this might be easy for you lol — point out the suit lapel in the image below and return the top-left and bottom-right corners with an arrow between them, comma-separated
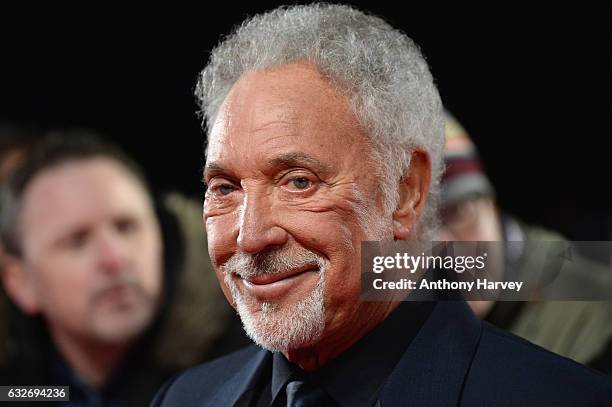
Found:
206,302 -> 481,407
379,301 -> 482,407
209,346 -> 271,407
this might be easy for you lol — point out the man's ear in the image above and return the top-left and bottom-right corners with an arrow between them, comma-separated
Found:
393,149 -> 431,240
1,255 -> 40,315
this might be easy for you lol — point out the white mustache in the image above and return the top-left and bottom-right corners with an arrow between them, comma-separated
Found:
223,246 -> 325,279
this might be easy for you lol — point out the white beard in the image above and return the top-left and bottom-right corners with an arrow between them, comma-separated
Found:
221,193 -> 392,352
222,248 -> 326,352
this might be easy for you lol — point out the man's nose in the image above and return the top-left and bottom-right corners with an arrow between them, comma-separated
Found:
95,229 -> 128,273
236,191 -> 288,254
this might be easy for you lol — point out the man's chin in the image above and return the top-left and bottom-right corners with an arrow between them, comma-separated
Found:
234,284 -> 326,352
239,308 -> 324,352
89,307 -> 155,344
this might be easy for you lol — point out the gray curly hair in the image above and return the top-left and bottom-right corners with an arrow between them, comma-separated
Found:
195,3 -> 444,239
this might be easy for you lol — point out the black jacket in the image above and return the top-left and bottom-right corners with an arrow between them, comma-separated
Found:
152,301 -> 612,407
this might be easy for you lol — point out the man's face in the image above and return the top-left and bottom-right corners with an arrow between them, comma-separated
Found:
439,197 -> 502,242
204,61 -> 393,352
17,158 -> 162,344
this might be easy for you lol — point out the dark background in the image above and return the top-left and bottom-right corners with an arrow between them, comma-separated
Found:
1,3 -> 610,239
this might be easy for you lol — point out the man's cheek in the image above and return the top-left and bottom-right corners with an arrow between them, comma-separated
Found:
206,216 -> 238,267
216,271 -> 236,308
203,195 -> 239,220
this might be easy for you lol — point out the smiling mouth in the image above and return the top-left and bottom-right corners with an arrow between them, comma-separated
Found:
238,266 -> 320,300
244,266 -> 319,284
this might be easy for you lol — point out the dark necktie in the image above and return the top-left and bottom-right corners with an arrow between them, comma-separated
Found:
284,379 -> 333,407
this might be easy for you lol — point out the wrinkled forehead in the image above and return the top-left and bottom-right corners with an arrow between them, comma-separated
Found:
206,62 -> 372,168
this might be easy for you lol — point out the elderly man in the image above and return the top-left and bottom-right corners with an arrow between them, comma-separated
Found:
153,4 -> 612,406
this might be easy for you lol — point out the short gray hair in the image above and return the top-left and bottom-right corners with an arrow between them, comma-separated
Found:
195,3 -> 444,239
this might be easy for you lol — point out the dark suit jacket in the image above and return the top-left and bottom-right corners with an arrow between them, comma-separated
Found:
151,301 -> 612,406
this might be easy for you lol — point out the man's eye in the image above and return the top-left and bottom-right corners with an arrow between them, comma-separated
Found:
65,230 -> 88,249
115,217 -> 138,234
291,177 -> 311,190
218,184 -> 235,195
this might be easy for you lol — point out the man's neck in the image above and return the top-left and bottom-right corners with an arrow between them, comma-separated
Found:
49,328 -> 132,389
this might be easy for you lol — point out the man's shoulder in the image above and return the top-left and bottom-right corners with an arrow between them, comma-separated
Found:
464,321 -> 612,405
150,344 -> 265,406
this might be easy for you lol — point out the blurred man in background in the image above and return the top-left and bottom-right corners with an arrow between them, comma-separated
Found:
0,132 -> 245,406
440,113 -> 612,367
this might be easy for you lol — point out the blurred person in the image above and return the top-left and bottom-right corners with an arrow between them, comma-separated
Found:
152,4 -> 612,406
441,112 -> 612,367
0,133 -> 246,406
